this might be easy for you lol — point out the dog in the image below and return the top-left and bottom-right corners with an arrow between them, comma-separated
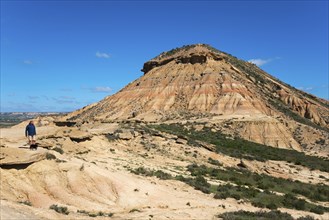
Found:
30,143 -> 38,150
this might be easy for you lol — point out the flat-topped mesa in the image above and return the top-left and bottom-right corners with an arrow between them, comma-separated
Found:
141,44 -> 225,74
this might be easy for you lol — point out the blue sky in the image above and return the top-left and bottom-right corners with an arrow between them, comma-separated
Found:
1,0 -> 328,112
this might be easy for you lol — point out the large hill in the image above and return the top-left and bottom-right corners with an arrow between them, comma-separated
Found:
64,44 -> 329,152
1,44 -> 328,219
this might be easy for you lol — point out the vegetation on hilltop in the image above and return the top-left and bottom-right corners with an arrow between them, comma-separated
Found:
152,43 -> 222,60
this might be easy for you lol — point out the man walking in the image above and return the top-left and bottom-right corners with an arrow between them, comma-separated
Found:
25,120 -> 36,145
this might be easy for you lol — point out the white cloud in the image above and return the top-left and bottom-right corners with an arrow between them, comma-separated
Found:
4,102 -> 39,112
81,86 -> 113,93
96,51 -> 111,59
94,86 -> 112,93
248,57 -> 280,67
304,87 -> 314,91
28,96 -> 40,100
248,58 -> 271,66
23,60 -> 33,65
52,96 -> 78,104
297,86 -> 314,92
297,85 -> 328,92
59,96 -> 76,100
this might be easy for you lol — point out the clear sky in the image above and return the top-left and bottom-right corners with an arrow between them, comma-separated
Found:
1,0 -> 328,112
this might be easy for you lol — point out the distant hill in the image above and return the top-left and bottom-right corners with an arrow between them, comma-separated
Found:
0,112 -> 67,128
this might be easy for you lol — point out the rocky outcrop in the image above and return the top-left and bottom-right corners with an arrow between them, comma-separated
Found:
141,61 -> 161,74
141,44 -> 225,74
280,94 -> 325,126
0,147 -> 47,169
54,121 -> 76,127
142,54 -> 209,74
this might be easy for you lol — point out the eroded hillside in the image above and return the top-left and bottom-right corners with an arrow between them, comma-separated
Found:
62,44 -> 329,152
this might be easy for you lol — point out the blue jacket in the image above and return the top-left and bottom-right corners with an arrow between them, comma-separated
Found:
25,124 -> 36,136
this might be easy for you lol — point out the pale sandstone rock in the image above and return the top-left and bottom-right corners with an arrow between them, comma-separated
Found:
117,130 -> 134,140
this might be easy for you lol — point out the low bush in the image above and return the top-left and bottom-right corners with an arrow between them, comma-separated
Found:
309,206 -> 325,215
282,193 -> 306,210
46,153 -> 56,160
131,167 -> 172,180
52,147 -> 64,154
208,157 -> 222,166
218,210 -> 294,220
49,204 -> 69,215
19,201 -> 32,206
297,216 -> 315,220
187,164 -> 329,202
77,210 -> 113,217
153,170 -> 172,180
175,175 -> 211,194
130,163 -> 329,214
187,164 -> 329,213
129,208 -> 141,213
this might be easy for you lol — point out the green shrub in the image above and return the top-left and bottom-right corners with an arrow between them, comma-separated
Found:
154,170 -> 172,180
129,208 -> 141,213
77,210 -> 113,217
52,147 -> 64,154
208,157 -> 222,166
292,188 -> 311,197
131,167 -> 173,180
251,201 -> 266,208
77,210 -> 88,214
193,175 -> 211,194
46,153 -> 56,160
175,174 -> 211,194
309,206 -> 324,215
19,201 -> 32,206
266,202 -> 278,210
297,216 -> 315,220
132,167 -> 149,176
214,191 -> 230,199
218,210 -> 294,220
49,204 -> 69,215
187,163 -> 329,203
88,213 -> 97,217
282,194 -> 306,210
187,163 -> 328,213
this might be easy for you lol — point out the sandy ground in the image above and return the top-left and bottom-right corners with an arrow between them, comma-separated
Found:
1,122 -> 328,219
